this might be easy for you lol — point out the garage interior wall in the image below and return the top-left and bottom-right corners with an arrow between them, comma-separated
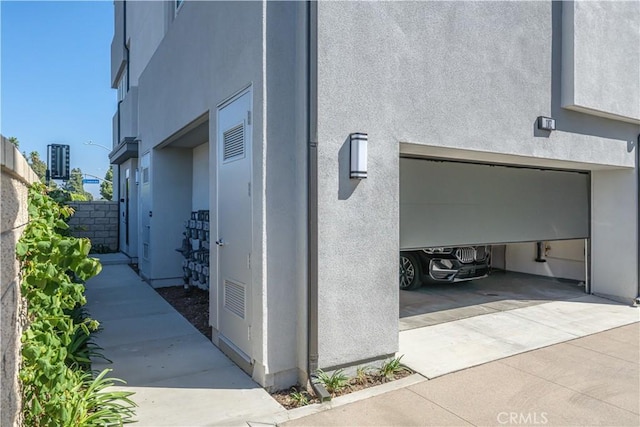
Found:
505,240 -> 586,282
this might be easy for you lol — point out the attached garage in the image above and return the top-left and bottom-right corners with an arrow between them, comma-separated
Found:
399,156 -> 590,296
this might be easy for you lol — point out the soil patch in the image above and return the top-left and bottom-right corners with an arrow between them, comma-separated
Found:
155,285 -> 211,340
271,369 -> 413,409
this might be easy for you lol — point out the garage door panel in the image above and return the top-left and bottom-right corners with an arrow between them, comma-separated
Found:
400,159 -> 589,249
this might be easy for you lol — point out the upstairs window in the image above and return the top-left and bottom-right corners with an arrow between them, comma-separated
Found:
117,68 -> 128,102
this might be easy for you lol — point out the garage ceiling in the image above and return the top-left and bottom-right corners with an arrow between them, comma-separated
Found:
400,158 -> 590,249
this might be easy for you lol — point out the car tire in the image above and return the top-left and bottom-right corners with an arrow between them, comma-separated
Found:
399,252 -> 422,290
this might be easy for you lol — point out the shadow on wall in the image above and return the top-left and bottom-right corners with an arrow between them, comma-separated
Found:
338,136 -> 361,200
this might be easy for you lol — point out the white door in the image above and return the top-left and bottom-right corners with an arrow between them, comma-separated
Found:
139,152 -> 151,278
217,90 -> 253,360
119,167 -> 128,253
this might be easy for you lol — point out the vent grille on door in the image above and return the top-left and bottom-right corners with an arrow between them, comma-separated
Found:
224,280 -> 245,319
223,124 -> 245,162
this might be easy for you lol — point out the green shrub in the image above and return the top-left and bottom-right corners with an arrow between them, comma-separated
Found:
17,183 -> 135,426
378,356 -> 410,382
289,389 -> 310,407
315,369 -> 349,395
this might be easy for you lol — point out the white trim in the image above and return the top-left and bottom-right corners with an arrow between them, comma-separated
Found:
216,83 -> 253,110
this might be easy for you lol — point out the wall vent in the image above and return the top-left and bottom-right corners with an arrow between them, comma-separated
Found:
223,124 -> 245,162
224,279 -> 245,319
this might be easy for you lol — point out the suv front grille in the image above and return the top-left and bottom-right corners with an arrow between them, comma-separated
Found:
455,247 -> 475,263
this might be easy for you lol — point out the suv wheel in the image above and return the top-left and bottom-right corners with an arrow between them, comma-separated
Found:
399,253 -> 422,290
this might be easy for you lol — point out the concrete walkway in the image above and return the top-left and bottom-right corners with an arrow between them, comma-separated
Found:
85,260 -> 639,426
282,323 -> 640,426
85,264 -> 287,426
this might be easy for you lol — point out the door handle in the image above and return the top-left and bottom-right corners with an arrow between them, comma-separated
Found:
215,239 -> 226,247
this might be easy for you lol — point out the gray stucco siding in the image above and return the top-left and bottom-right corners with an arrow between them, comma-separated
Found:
318,1 -> 636,167
136,0 -> 269,378
563,0 -> 640,122
137,1 -> 264,155
262,0 -> 308,386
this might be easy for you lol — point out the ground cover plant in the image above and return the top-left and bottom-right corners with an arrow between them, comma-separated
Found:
17,183 -> 136,426
271,357 -> 412,409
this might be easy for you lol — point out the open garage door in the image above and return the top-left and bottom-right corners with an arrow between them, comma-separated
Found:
400,158 -> 589,250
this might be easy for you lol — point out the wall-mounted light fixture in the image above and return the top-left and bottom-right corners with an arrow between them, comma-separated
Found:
537,116 -> 556,131
350,132 -> 368,179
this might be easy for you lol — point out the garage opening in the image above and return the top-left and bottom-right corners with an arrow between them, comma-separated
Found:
398,157 -> 589,329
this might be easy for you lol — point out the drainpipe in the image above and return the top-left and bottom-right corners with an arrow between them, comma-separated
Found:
637,134 -> 640,304
124,0 -> 130,91
306,0 -> 329,402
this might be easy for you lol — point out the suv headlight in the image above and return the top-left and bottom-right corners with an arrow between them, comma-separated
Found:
424,247 -> 453,255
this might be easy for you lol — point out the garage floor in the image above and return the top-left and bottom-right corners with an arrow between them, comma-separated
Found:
400,270 -> 586,331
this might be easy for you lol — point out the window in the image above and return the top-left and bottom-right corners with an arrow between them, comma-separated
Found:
117,67 -> 128,102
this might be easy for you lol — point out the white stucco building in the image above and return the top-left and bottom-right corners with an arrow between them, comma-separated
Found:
109,0 -> 639,390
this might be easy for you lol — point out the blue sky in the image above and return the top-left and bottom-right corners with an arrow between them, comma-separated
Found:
1,1 -> 115,197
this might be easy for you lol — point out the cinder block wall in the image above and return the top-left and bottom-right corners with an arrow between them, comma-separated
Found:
67,202 -> 119,252
1,136 -> 39,427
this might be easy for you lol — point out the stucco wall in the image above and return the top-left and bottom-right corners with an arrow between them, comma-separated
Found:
134,0 -> 309,388
67,201 -> 119,252
1,137 -> 39,427
150,147 -> 192,285
591,169 -> 638,301
562,0 -> 640,123
192,142 -> 209,212
315,0 -> 639,367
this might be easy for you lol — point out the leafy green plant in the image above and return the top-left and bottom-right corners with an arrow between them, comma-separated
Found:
378,356 -> 410,382
65,306 -> 110,369
315,369 -> 350,395
289,388 -> 310,407
17,183 -> 136,426
66,369 -> 136,426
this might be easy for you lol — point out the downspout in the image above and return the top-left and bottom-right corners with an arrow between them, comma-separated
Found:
637,134 -> 640,304
124,0 -> 130,92
306,0 -> 329,401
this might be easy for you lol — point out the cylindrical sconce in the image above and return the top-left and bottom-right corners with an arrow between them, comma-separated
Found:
350,132 -> 368,179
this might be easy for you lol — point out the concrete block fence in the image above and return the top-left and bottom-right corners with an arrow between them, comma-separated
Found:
67,201 -> 119,252
1,135 -> 39,426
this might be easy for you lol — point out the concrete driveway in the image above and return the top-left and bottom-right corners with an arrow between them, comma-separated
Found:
398,272 -> 638,379
400,271 -> 587,330
281,323 -> 640,426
